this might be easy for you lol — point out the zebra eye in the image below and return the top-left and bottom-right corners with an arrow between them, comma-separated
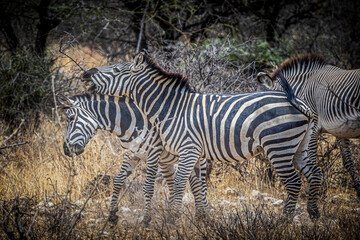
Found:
113,68 -> 120,73
68,115 -> 75,121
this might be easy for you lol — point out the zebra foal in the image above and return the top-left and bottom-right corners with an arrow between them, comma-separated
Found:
82,53 -> 323,219
62,93 -> 208,224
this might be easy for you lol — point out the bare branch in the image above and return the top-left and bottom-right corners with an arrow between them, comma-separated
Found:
136,0 -> 150,53
59,38 -> 87,72
0,141 -> 29,150
0,119 -> 25,145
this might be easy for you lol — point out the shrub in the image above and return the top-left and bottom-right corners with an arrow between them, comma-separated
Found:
0,49 -> 65,126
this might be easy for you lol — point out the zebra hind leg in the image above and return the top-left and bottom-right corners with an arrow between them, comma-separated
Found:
294,151 -> 323,220
269,153 -> 302,219
338,138 -> 360,199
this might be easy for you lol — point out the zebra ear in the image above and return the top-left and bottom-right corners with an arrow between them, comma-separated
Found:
58,95 -> 76,109
257,72 -> 274,89
132,53 -> 145,72
133,53 -> 144,67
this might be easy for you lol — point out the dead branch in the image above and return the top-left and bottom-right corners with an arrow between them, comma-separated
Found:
0,141 -> 29,150
0,165 -> 17,197
136,0 -> 150,53
59,38 -> 87,72
156,16 -> 194,50
0,120 -> 25,146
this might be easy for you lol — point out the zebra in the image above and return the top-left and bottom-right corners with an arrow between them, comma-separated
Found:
62,93 -> 208,224
81,52 -> 323,219
257,54 -> 360,198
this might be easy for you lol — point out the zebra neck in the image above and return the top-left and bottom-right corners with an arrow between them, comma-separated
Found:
84,99 -> 144,139
131,75 -> 191,123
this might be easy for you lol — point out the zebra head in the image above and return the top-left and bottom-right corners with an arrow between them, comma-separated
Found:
61,97 -> 102,157
82,53 -> 148,97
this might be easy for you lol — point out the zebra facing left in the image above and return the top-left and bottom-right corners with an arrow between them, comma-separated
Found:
62,93 -> 208,224
82,53 -> 323,220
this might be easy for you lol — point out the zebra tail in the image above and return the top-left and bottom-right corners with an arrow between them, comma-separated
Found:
277,71 -> 313,119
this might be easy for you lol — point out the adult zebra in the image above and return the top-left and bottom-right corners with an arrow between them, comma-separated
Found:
62,93 -> 208,224
82,53 -> 322,219
257,54 -> 360,198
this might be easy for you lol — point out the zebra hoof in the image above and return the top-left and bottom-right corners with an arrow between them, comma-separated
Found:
283,207 -> 295,221
108,213 -> 119,225
142,215 -> 151,226
307,204 -> 320,220
195,211 -> 208,222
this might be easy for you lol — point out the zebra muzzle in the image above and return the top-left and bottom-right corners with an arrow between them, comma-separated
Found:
82,68 -> 99,82
63,142 -> 84,156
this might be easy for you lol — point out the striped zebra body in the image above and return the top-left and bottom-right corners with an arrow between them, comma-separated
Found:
62,93 -> 208,224
257,54 -> 360,198
83,53 -> 323,219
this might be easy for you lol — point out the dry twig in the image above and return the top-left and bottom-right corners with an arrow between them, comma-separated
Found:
59,38 -> 87,72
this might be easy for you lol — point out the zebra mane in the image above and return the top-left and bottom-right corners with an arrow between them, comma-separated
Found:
272,53 -> 327,79
142,54 -> 194,92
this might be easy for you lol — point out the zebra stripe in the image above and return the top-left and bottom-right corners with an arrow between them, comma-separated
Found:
62,93 -> 208,224
83,53 -> 323,219
258,54 -> 360,198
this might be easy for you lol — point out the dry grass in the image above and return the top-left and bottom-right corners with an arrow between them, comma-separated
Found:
1,115 -> 360,239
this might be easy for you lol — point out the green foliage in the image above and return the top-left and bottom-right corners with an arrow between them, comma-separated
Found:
0,49 -> 63,125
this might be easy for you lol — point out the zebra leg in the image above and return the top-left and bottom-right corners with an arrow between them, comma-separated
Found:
159,152 -> 177,206
294,121 -> 323,219
267,149 -> 302,219
293,139 -> 323,219
172,145 -> 201,216
188,159 -> 207,218
109,154 -> 136,224
294,155 -> 323,219
142,146 -> 163,225
199,158 -> 209,209
338,138 -> 360,199
159,155 -> 208,219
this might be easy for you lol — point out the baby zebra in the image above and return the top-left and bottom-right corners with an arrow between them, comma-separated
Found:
62,93 -> 208,224
82,53 -> 323,220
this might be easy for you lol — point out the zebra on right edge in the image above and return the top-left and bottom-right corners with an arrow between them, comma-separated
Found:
258,54 -> 360,198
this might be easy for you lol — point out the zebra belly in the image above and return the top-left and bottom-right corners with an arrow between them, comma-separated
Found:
323,118 -> 360,138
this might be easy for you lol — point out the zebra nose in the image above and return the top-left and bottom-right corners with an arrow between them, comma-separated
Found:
63,142 -> 72,157
82,68 -> 99,81
73,143 -> 85,155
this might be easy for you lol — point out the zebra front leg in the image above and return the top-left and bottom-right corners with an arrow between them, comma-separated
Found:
142,147 -> 163,226
199,158 -> 209,209
159,152 -> 177,207
109,154 -> 136,224
188,163 -> 207,219
338,138 -> 360,199
159,155 -> 208,220
172,145 -> 201,220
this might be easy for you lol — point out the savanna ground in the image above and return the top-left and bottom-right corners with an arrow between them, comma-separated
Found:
1,46 -> 360,240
